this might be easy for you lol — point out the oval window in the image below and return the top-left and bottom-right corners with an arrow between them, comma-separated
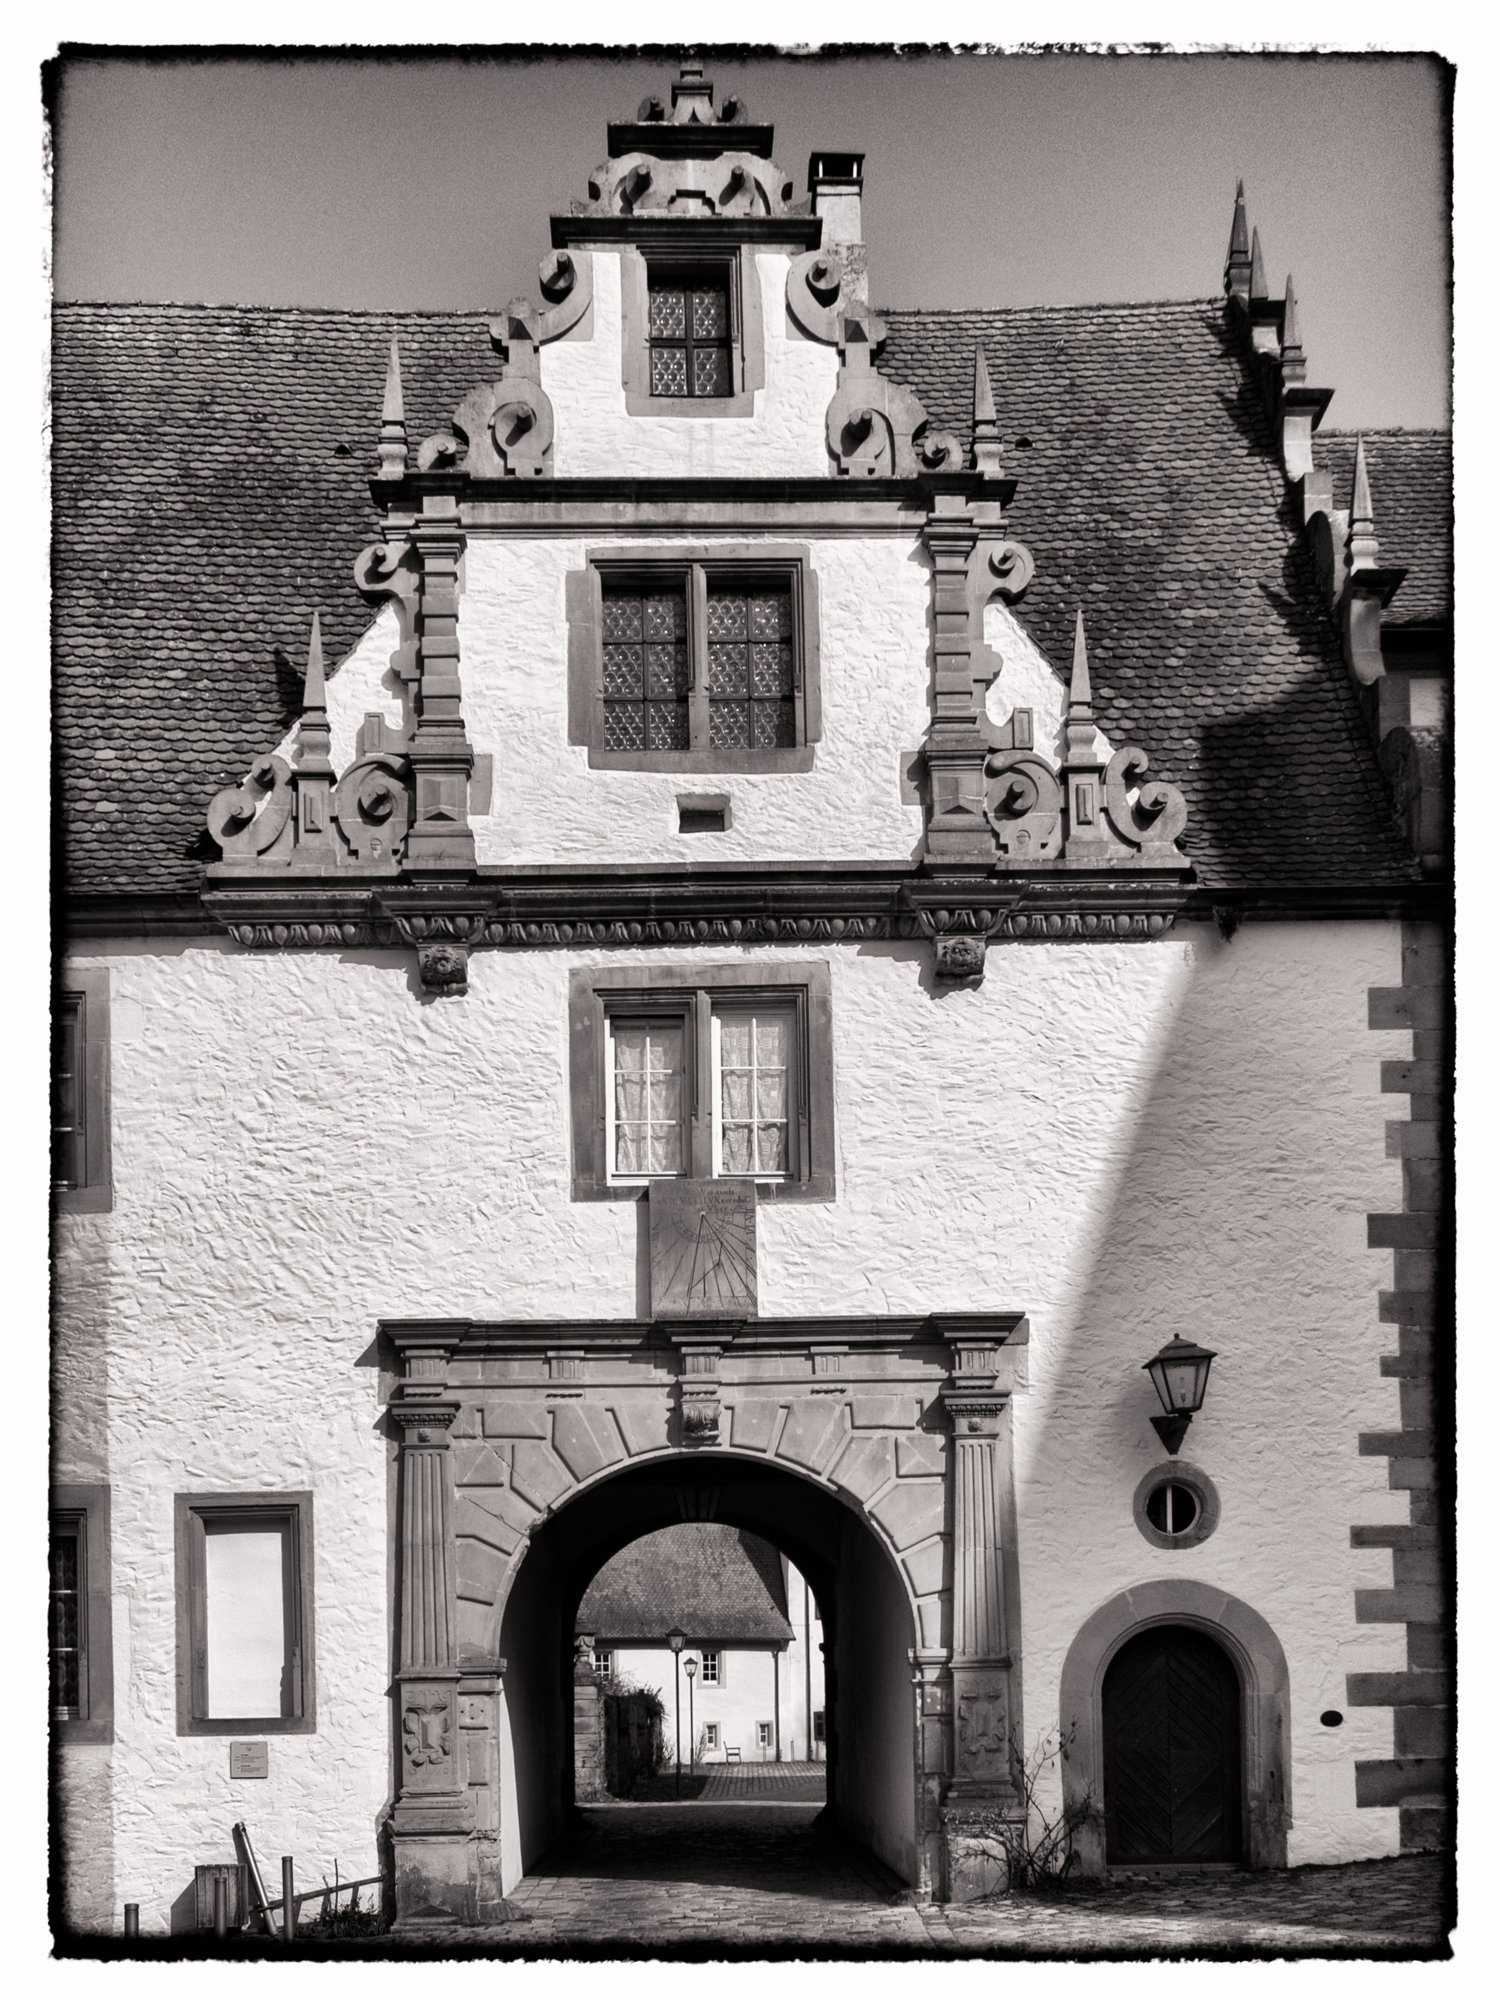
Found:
1133,1462 -> 1220,1549
1144,1481 -> 1200,1537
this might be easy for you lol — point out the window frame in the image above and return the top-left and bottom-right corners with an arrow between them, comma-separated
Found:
593,1646 -> 614,1677
174,1491 -> 316,1737
704,1720 -> 720,1750
570,962 -> 835,1204
50,1485 -> 114,1745
567,544 -> 821,774
646,261 -> 735,401
700,1649 -> 721,1687
620,243 -> 766,419
53,967 -> 112,1214
756,1720 -> 773,1750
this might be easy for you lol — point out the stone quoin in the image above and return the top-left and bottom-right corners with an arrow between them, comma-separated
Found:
51,58 -> 1451,1937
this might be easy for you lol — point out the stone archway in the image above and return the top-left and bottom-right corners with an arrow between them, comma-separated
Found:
1057,1581 -> 1293,1875
382,1308 -> 1029,1924
493,1450 -> 918,1894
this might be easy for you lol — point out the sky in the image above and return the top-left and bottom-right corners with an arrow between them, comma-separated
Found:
49,47 -> 1451,433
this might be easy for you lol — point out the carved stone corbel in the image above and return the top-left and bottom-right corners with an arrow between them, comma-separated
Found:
825,308 -> 929,477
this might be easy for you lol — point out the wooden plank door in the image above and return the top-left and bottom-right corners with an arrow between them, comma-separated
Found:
1102,1625 -> 1243,1864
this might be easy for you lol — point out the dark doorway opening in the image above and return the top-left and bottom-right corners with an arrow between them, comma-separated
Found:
1102,1624 -> 1244,1864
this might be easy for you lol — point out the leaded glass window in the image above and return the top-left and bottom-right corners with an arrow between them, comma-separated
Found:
50,1518 -> 84,1718
53,996 -> 83,1192
714,1008 -> 793,1178
609,1019 -> 686,1177
706,584 -> 796,749
601,587 -> 690,751
648,267 -> 733,399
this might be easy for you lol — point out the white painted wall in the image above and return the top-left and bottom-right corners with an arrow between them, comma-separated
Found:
606,1644 -> 785,1765
53,919 -> 1409,1922
543,250 -> 840,479
301,532 -> 932,867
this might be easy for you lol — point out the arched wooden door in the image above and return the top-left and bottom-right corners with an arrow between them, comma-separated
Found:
1101,1624 -> 1243,1864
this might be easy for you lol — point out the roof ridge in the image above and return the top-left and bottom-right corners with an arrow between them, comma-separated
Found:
1320,425 -> 1451,441
52,299 -> 499,320
876,296 -> 1221,319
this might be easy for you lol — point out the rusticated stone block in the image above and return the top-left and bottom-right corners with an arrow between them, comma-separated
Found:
613,1397 -> 670,1457
850,1395 -> 922,1430
1394,1706 -> 1451,1758
1367,1213 -> 1439,1249
551,1401 -> 626,1481
831,1433 -> 896,1504
455,1537 -> 509,1605
454,1489 -> 527,1555
728,1399 -> 781,1452
1354,1756 -> 1446,1808
871,1477 -> 945,1550
916,1596 -> 944,1648
1355,1584 -> 1442,1625
507,1440 -> 572,1511
902,1535 -> 946,1597
1347,1669 -> 1449,1707
777,1399 -> 845,1475
1368,987 -> 1445,1031
482,1402 -> 551,1439
896,1432 -> 945,1478
451,1443 -> 509,1487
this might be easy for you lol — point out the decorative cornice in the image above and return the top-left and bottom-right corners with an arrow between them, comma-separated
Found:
383,1309 -> 1028,1363
62,875 -> 1445,945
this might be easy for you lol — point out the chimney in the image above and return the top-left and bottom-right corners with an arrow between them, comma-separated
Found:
809,152 -> 865,249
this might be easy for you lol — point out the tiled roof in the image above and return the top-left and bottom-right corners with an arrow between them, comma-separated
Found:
576,1523 -> 795,1644
53,297 -> 1423,897
876,301 -> 1420,889
1315,429 -> 1452,629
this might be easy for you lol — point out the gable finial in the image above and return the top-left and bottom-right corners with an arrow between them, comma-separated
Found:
972,345 -> 1002,476
1229,179 -> 1249,261
304,610 -> 327,714
1248,226 -> 1268,302
1345,434 -> 1381,574
1070,610 -> 1092,710
1224,181 -> 1253,302
378,334 -> 408,480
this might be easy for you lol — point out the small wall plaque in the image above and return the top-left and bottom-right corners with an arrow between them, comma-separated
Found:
229,1741 -> 269,1779
649,1180 -> 757,1318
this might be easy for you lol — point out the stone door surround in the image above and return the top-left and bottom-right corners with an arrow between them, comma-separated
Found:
383,1309 -> 1028,1922
1057,1580 -> 1293,1876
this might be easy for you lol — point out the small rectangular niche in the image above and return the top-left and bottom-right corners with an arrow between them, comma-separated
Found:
677,792 -> 731,834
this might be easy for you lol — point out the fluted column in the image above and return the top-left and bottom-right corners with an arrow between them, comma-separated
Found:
942,1376 -> 1019,1804
390,1391 -> 474,1924
398,1407 -> 458,1672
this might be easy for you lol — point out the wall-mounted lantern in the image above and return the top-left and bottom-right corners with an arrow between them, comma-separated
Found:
1142,1337 -> 1217,1455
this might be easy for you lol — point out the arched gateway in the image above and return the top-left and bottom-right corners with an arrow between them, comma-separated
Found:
384,1307 -> 1027,1925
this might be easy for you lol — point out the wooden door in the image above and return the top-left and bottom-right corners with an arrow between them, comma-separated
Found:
1102,1624 -> 1243,1864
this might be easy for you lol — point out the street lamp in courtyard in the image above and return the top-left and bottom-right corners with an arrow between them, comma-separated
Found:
684,1654 -> 698,1780
667,1627 -> 686,1796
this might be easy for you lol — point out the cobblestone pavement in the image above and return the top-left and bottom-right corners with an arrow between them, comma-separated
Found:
630,1761 -> 827,1804
501,1805 -> 1452,1959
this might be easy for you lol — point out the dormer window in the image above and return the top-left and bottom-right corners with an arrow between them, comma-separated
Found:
648,263 -> 734,398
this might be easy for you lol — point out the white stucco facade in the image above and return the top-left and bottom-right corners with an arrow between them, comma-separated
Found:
54,917 -> 1411,1924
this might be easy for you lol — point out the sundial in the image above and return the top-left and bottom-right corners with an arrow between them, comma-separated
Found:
649,1180 -> 757,1318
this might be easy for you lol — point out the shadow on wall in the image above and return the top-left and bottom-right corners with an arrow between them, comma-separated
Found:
1014,914 -> 1397,1852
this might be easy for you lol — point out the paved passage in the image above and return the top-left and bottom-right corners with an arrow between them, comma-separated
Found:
630,1759 -> 827,1804
502,1803 -> 1451,1957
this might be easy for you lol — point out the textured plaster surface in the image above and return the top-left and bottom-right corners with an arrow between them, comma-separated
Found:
543,251 -> 840,479
983,602 -> 1114,763
52,921 -> 1407,1924
304,534 -> 931,867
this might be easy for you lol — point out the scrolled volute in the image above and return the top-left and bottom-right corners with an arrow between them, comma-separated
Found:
984,750 -> 1064,860
208,755 -> 294,861
334,751 -> 412,864
1104,746 -> 1189,853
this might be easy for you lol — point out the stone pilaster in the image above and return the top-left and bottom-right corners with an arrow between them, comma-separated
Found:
390,1387 -> 474,1926
921,487 -> 991,867
939,1335 -> 1023,1901
405,502 -> 476,873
